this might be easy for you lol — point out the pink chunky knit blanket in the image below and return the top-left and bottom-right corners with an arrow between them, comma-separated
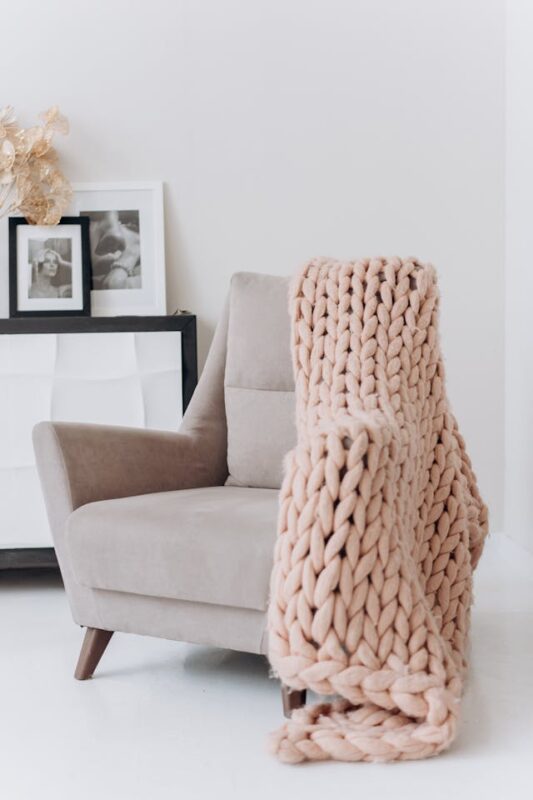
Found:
268,257 -> 488,763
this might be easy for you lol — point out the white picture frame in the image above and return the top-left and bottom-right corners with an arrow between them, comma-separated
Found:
71,181 -> 166,317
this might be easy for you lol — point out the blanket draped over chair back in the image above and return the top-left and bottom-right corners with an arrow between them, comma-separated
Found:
268,257 -> 488,763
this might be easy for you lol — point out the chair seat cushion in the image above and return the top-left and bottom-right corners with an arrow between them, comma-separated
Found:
66,486 -> 279,612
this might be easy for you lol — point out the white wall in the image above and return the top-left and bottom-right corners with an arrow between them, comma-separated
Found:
2,0 -> 505,528
505,0 -> 533,553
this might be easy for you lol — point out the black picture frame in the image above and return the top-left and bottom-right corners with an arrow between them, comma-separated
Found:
9,216 -> 92,318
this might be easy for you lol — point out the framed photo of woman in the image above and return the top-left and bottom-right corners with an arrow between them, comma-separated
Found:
9,217 -> 91,317
71,182 -> 166,317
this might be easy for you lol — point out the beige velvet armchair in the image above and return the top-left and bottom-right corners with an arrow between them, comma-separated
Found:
33,273 -> 304,714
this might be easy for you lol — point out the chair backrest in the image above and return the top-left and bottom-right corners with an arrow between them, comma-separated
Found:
180,271 -> 296,489
224,272 -> 296,488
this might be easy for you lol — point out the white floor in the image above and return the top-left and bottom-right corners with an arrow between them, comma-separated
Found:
1,534 -> 532,800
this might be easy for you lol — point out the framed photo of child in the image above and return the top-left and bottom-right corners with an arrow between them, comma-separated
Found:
8,216 -> 91,317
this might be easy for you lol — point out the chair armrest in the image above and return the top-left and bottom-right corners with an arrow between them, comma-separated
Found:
33,421 -> 218,512
32,420 -> 224,628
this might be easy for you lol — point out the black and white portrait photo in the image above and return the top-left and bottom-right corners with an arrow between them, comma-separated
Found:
27,237 -> 73,299
84,210 -> 142,291
73,183 -> 165,316
9,217 -> 91,318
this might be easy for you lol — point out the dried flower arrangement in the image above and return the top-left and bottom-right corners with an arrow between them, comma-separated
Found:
0,105 -> 72,226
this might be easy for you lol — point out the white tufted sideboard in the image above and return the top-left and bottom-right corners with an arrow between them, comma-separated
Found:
0,315 -> 197,568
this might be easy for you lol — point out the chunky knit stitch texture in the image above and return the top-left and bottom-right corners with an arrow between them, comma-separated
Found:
268,257 -> 488,763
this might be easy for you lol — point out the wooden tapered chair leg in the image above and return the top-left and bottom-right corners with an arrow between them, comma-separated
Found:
74,627 -> 114,680
281,683 -> 307,718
